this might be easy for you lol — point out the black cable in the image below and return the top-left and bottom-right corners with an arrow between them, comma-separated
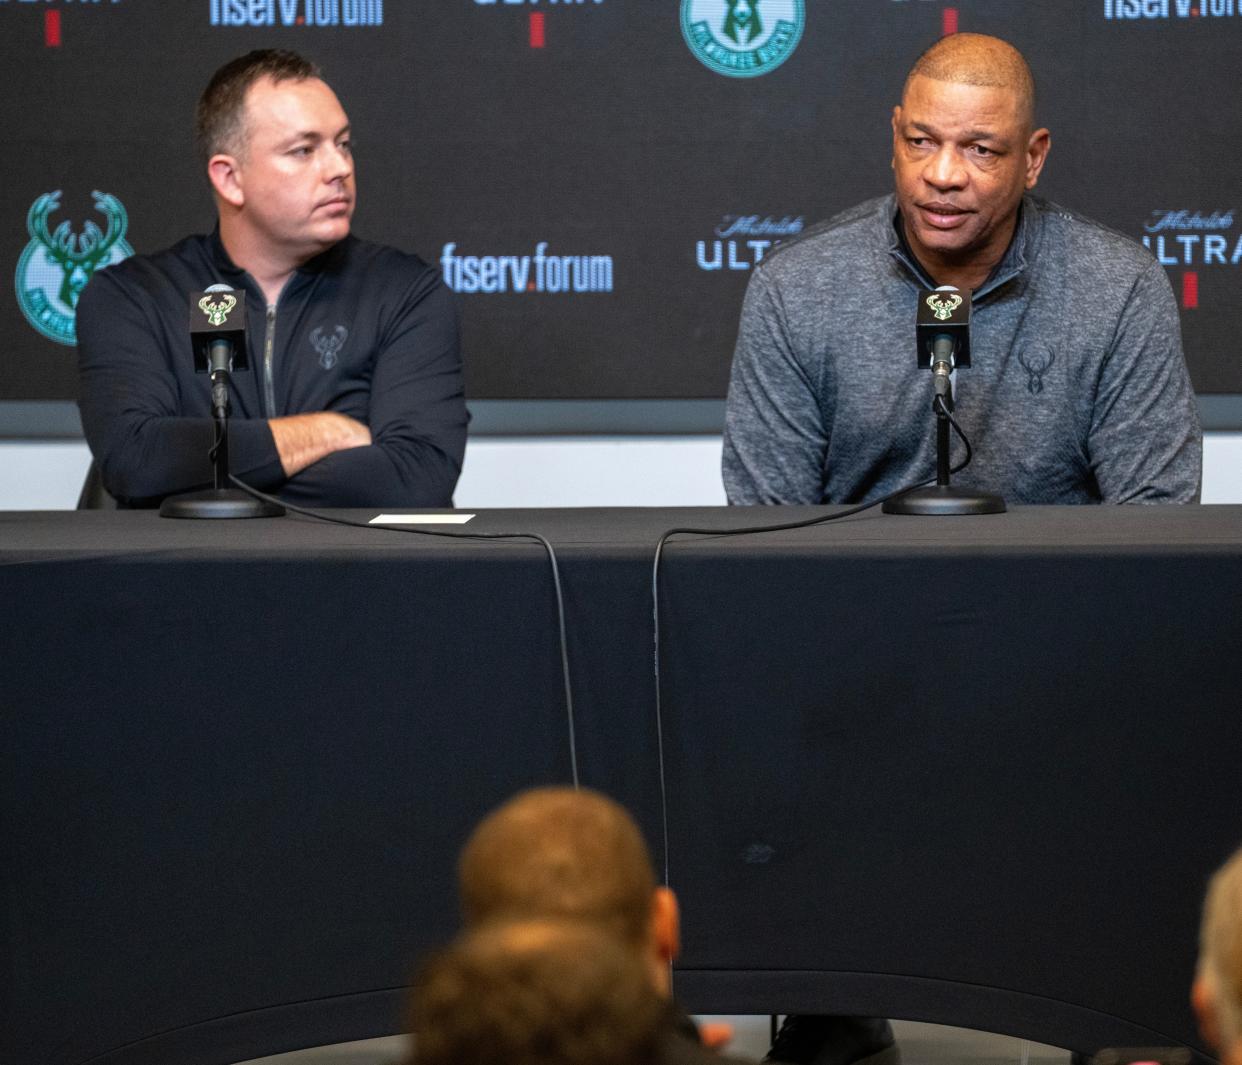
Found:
650,410 -> 978,888
226,474 -> 580,789
934,392 -> 973,474
207,417 -> 224,467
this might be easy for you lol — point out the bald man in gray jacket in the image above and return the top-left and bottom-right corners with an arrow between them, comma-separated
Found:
725,30 -> 1201,1065
724,34 -> 1200,507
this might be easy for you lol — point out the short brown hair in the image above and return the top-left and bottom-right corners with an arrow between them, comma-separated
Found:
194,49 -> 321,165
458,788 -> 657,946
409,920 -> 665,1065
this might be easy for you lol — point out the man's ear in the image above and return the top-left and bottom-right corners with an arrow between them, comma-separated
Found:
1193,974 -> 1222,1051
1024,128 -> 1052,191
891,105 -> 903,169
650,886 -> 680,964
207,154 -> 245,209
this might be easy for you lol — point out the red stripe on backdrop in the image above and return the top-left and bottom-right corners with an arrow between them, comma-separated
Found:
530,12 -> 545,48
46,10 -> 62,47
1182,271 -> 1199,309
943,7 -> 959,35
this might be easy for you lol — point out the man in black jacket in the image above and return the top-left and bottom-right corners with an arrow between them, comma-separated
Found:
77,49 -> 467,508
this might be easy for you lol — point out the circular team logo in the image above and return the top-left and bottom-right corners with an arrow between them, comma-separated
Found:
681,0 -> 805,79
15,190 -> 133,346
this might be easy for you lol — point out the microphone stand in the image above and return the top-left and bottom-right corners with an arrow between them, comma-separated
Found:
883,373 -> 1006,516
159,340 -> 284,519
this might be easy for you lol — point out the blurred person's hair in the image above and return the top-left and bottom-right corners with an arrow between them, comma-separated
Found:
409,919 -> 664,1065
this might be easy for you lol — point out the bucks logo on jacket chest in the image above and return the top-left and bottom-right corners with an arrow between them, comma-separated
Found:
310,325 -> 349,369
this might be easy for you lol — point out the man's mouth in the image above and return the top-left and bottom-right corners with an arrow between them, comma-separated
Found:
918,202 -> 971,227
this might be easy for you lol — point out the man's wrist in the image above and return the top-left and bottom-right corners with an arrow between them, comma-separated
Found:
269,412 -> 371,477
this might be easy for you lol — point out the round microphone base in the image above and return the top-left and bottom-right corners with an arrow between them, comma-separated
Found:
882,484 -> 1007,516
159,488 -> 285,520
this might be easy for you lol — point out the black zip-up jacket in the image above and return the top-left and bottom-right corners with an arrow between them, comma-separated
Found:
77,230 -> 467,508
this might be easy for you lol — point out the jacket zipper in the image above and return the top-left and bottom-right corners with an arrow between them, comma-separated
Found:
263,304 -> 277,416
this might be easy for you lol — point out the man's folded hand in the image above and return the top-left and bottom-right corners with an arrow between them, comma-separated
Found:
269,411 -> 371,477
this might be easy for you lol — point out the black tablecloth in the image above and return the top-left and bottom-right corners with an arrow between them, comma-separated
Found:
4,506 -> 1242,1065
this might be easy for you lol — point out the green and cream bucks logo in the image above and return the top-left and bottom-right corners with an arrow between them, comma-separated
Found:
926,292 -> 963,321
681,0 -> 805,78
15,190 -> 134,346
198,292 -> 237,326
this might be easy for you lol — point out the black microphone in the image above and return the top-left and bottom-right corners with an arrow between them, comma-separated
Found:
883,280 -> 1005,514
916,284 -> 972,399
189,284 -> 247,418
161,284 -> 282,519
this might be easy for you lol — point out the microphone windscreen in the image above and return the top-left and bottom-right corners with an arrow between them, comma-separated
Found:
189,289 -> 248,373
915,285 -> 971,368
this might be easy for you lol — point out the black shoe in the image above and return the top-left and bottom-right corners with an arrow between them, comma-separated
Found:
765,1016 -> 899,1065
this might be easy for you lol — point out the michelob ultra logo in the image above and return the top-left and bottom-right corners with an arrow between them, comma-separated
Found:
697,213 -> 804,271
15,190 -> 133,347
681,0 -> 805,78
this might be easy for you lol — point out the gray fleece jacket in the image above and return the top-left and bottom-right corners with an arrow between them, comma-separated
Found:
722,194 -> 1202,505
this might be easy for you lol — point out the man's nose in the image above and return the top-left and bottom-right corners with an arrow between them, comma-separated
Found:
923,146 -> 966,189
324,144 -> 353,182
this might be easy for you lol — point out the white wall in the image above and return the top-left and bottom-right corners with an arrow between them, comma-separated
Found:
454,437 -> 728,508
1,433 -> 1238,510
0,441 -> 96,510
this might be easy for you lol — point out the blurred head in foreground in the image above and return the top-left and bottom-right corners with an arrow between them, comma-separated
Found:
1194,846 -> 1242,1065
458,787 -> 679,994
409,918 -> 665,1065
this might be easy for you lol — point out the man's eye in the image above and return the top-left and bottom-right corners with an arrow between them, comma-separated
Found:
908,137 -> 930,148
970,145 -> 994,157
337,140 -> 352,154
289,146 -> 312,157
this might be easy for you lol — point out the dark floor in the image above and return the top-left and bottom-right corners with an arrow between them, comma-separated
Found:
233,1018 -> 1074,1065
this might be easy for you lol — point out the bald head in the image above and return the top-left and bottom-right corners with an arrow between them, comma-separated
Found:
459,788 -> 657,946
904,34 -> 1035,132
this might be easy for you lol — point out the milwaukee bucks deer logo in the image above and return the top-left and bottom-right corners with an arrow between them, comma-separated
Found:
1018,346 -> 1056,395
926,293 -> 963,321
310,325 -> 349,370
681,0 -> 804,79
198,293 -> 237,327
724,0 -> 762,44
15,190 -> 133,346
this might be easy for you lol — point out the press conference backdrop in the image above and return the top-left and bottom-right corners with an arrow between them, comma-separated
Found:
2,0 -> 1240,408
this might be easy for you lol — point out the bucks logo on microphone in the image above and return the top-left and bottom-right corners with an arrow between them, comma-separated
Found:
199,293 -> 238,326
926,292 -> 963,322
15,190 -> 133,346
681,0 -> 805,79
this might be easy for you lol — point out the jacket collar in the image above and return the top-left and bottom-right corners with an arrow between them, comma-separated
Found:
206,227 -> 351,297
886,193 -> 1036,301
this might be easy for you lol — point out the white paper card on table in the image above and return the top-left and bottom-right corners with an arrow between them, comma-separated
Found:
369,513 -> 476,525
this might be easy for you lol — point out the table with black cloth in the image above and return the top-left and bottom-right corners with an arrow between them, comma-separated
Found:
3,506 -> 1241,1065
